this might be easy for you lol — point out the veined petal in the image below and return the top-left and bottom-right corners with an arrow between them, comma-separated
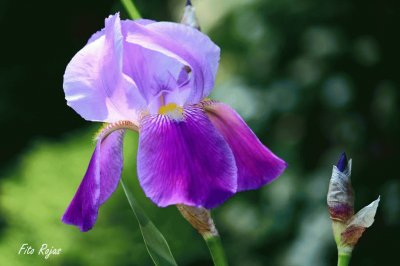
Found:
62,129 -> 125,231
204,102 -> 287,191
124,21 -> 220,104
137,106 -> 237,209
98,130 -> 125,204
61,145 -> 100,232
63,13 -> 145,123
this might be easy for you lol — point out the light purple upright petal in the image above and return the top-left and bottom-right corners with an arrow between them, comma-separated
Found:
62,130 -> 125,231
137,106 -> 237,209
63,14 -> 145,123
205,102 -> 287,191
123,21 -> 220,104
146,22 -> 220,87
123,42 -> 190,113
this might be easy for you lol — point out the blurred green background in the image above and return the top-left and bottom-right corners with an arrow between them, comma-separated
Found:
1,0 -> 399,265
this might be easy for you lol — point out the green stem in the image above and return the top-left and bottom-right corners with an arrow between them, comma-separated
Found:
203,234 -> 228,266
338,253 -> 351,266
120,0 -> 142,19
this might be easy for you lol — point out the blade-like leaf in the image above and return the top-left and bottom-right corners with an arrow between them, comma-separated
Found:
120,180 -> 178,266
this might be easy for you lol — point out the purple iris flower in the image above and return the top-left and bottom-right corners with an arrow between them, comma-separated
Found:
62,13 -> 287,232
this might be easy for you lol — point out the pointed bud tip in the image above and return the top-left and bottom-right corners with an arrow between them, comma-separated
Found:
337,152 -> 348,172
328,152 -> 354,221
181,0 -> 200,30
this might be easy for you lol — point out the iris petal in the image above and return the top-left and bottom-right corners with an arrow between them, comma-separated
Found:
124,21 -> 220,104
137,106 -> 237,209
62,129 -> 125,231
63,13 -> 145,123
123,42 -> 189,112
205,102 -> 287,191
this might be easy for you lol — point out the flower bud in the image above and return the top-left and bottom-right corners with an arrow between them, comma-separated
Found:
180,0 -> 201,30
327,153 -> 354,222
327,153 -> 380,256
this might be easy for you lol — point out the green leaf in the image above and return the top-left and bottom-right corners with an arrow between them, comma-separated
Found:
120,180 -> 178,266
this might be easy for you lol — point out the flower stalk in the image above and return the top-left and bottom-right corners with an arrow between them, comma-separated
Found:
204,235 -> 228,266
337,253 -> 351,266
177,205 -> 228,266
120,0 -> 141,20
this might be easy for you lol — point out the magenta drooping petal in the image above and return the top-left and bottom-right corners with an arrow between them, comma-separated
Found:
123,21 -> 220,104
62,146 -> 100,232
98,130 -> 125,204
205,102 -> 287,191
62,130 -> 125,231
137,106 -> 237,208
63,14 -> 146,123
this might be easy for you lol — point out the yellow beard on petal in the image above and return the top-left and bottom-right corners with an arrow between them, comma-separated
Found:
158,103 -> 184,121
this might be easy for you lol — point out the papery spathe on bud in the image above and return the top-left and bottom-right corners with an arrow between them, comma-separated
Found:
341,196 -> 380,246
327,153 -> 354,222
177,205 -> 218,238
